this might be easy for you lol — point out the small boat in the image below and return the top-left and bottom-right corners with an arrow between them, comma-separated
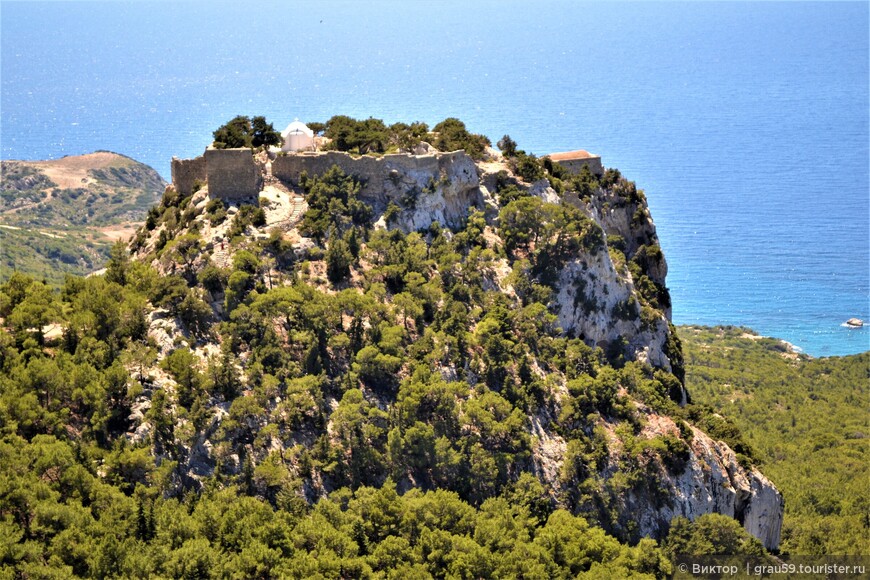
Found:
845,318 -> 864,328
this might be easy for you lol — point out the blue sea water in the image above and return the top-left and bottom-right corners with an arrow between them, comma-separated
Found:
1,1 -> 868,356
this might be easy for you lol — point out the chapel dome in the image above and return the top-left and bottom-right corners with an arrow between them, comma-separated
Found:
281,119 -> 315,152
281,119 -> 314,139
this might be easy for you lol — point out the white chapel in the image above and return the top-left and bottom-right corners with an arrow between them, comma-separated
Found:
281,119 -> 315,152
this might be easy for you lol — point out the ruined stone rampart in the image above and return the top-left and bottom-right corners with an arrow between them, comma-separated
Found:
170,155 -> 207,197
272,150 -> 482,230
204,148 -> 261,200
170,147 -> 480,209
272,151 -> 381,188
272,150 -> 475,203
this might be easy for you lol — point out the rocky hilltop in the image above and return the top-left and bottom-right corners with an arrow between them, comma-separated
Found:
1,151 -> 164,228
0,151 -> 165,283
114,140 -> 782,549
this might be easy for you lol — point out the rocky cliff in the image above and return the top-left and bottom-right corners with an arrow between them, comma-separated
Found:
123,145 -> 782,550
611,409 -> 783,548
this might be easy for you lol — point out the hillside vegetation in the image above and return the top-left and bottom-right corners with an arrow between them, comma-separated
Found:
680,325 -> 869,555
0,152 -> 165,283
0,126 -> 788,577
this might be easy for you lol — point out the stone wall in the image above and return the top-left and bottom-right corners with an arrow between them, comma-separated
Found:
272,150 -> 482,229
557,156 -> 604,176
171,155 -> 207,197
272,151 -> 381,189
204,148 -> 261,201
273,151 -> 443,194
273,151 -> 471,200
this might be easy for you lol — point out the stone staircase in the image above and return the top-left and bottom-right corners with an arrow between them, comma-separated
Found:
285,196 -> 307,224
207,176 -> 308,271
261,177 -> 308,231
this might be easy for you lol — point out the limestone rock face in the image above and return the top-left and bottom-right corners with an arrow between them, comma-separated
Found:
272,150 -> 484,232
412,141 -> 435,155
528,179 -> 561,204
599,412 -> 783,550
293,237 -> 317,260
743,471 -> 785,551
674,425 -> 782,551
552,251 -> 673,372
147,308 -> 184,357
476,171 -> 678,373
527,405 -> 783,550
369,156 -> 678,377
381,151 -> 483,232
565,186 -> 670,316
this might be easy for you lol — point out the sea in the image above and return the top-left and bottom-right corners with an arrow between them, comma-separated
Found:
1,1 -> 867,357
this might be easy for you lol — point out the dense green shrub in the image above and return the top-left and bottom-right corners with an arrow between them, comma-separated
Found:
212,115 -> 281,150
499,196 -> 604,285
227,204 -> 266,239
299,165 -> 371,243
430,118 -> 491,160
665,514 -> 767,558
510,151 -> 546,182
205,198 -> 227,225
326,235 -> 354,284
496,134 -> 517,157
323,115 -> 390,154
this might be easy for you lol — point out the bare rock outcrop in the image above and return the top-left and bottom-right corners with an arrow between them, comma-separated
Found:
528,403 -> 783,550
381,151 -> 483,232
743,471 -> 785,551
585,411 -> 783,550
552,250 -> 673,372
147,308 -> 185,357
629,415 -> 782,550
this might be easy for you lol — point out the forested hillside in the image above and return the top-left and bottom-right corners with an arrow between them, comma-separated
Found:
0,124 -> 789,577
680,326 -> 869,555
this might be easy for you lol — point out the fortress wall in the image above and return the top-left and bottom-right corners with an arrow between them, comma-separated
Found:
273,151 -> 366,186
171,155 -> 207,196
558,156 -> 604,177
272,151 -> 395,191
204,148 -> 261,201
171,148 -> 478,212
168,148 -> 467,206
272,150 -> 480,230
272,150 -> 462,201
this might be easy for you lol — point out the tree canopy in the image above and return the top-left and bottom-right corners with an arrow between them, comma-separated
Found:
318,115 -> 491,159
213,115 -> 282,149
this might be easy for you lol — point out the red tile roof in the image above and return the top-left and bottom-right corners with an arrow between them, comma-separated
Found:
547,150 -> 598,161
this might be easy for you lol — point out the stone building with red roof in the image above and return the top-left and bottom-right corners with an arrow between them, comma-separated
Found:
545,149 -> 603,176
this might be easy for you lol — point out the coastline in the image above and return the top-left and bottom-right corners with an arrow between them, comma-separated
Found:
677,324 -> 870,360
